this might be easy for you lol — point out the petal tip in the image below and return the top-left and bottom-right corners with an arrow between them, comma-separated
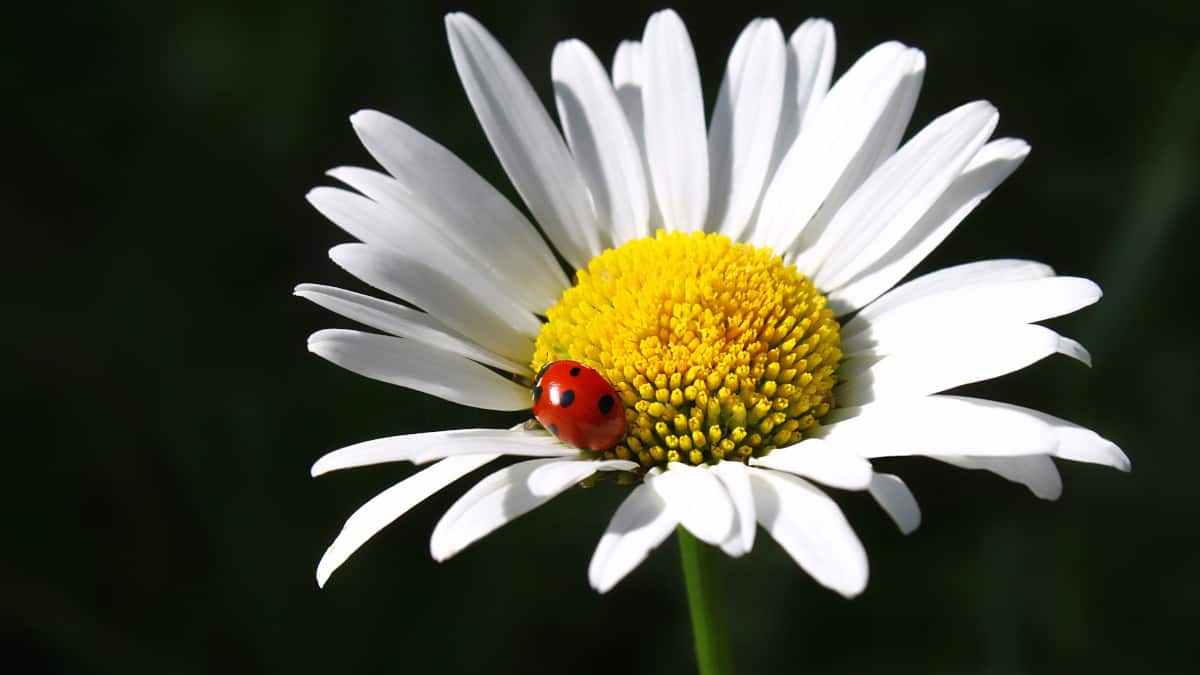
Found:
324,166 -> 353,181
588,570 -> 615,594
554,37 -> 584,55
444,11 -> 479,36
310,456 -> 331,477
315,550 -> 338,588
649,8 -> 682,23
305,329 -> 336,351
905,47 -> 927,72
348,109 -> 377,127
429,540 -> 455,563
837,580 -> 868,599
1113,448 -> 1132,473
326,243 -> 358,265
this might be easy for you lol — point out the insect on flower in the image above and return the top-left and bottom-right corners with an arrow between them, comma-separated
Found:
531,360 -> 627,451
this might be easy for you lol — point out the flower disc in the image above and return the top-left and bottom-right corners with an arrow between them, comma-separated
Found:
532,231 -> 843,468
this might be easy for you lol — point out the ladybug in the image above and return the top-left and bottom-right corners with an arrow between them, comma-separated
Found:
531,360 -> 626,451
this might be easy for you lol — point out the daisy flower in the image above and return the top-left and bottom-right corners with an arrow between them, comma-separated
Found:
299,9 -> 1129,598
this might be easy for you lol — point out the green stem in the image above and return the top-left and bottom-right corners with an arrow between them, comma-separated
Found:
677,527 -> 735,675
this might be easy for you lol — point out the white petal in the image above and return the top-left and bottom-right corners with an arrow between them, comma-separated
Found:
868,473 -> 920,534
307,186 -> 459,266
329,243 -> 537,362
750,438 -> 873,490
1053,428 -> 1130,472
316,454 -> 496,587
552,39 -> 649,246
829,139 -> 1031,312
789,19 -> 836,136
641,9 -> 708,231
650,463 -> 734,545
348,110 -> 568,310
588,483 -> 678,593
935,454 -> 1063,500
848,258 -> 1054,331
611,39 -> 661,236
977,402 -> 1131,472
750,468 -> 868,597
710,461 -> 756,556
445,13 -> 600,268
842,275 -> 1102,356
409,443 -> 580,465
430,458 -> 583,561
784,50 -> 924,267
295,284 -> 528,375
307,329 -> 530,411
817,395 -> 1059,458
814,101 -> 999,294
311,182 -> 558,321
311,428 -> 576,477
837,324 -> 1091,406
611,40 -> 643,124
764,19 -> 835,191
753,42 -> 921,252
327,166 -> 558,314
709,18 -> 786,239
526,459 -> 638,497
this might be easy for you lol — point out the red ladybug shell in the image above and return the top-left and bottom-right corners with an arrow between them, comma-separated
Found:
531,361 -> 626,451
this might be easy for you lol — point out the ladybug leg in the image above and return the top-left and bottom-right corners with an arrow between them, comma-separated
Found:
512,371 -> 537,387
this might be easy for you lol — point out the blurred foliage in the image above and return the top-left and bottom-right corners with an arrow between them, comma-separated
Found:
2,0 -> 1197,673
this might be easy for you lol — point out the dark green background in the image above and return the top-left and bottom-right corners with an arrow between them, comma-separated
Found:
5,0 -> 1197,673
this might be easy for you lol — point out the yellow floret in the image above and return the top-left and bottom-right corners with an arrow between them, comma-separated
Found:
532,231 -> 841,469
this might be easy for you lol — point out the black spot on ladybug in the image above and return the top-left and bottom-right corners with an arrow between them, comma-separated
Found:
532,385 -> 543,403
598,394 -> 615,415
548,423 -> 559,437
569,366 -> 581,376
559,389 -> 576,408
535,363 -> 551,384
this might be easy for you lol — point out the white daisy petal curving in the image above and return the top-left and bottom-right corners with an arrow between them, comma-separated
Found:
642,9 -> 709,232
301,10 -> 1127,596
430,457 -> 636,562
295,284 -> 530,375
306,329 -> 530,411
611,39 -> 662,235
589,481 -> 678,593
776,19 -> 836,160
345,110 -> 568,312
754,41 -> 923,254
327,244 -> 538,362
868,473 -> 922,534
316,453 -> 499,588
935,454 -> 1063,500
650,462 -> 736,546
552,39 -> 649,247
710,460 -> 757,556
829,138 -> 1032,310
707,17 -> 786,239
445,12 -> 601,268
750,469 -> 869,598
750,438 -> 874,490
310,427 -> 576,477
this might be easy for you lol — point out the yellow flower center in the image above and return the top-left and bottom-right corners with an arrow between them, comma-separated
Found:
532,231 -> 842,470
